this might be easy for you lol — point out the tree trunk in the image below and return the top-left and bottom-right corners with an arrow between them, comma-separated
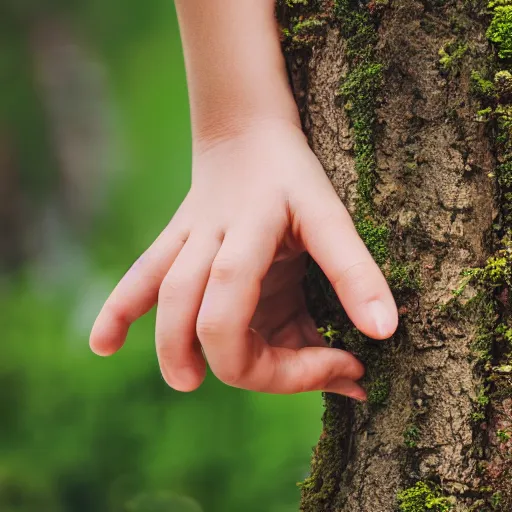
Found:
278,0 -> 512,510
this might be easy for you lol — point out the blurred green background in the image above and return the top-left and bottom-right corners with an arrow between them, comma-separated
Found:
0,2 -> 322,511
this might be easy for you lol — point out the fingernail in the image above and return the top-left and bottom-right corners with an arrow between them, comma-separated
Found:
367,300 -> 396,339
325,378 -> 367,401
346,388 -> 367,401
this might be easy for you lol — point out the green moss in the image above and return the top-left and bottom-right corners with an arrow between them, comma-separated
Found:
487,1 -> 512,59
471,70 -> 496,98
387,263 -> 421,294
292,16 -> 325,33
477,106 -> 494,121
472,296 -> 498,366
496,322 -> 512,343
439,41 -> 469,73
336,0 -> 383,216
450,250 -> 512,423
485,0 -> 512,239
352,218 -> 422,293
282,15 -> 328,47
279,1 -> 327,49
477,238 -> 512,287
495,69 -> 512,96
342,327 -> 371,360
455,239 -> 512,295
471,411 -> 487,422
477,386 -> 491,406
336,0 -> 421,302
491,491 -> 503,509
471,385 -> 491,423
339,62 -> 384,211
397,482 -> 453,512
299,393 -> 352,509
496,429 -> 511,442
355,218 -> 389,265
403,425 -> 421,448
367,377 -> 390,405
474,2 -> 512,236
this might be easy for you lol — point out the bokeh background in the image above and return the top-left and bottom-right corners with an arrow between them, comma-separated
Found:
0,2 -> 323,511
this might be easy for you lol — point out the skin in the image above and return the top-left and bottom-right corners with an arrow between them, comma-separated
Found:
90,0 -> 399,400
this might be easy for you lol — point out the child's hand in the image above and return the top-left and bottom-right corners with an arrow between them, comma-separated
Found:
90,120 -> 398,399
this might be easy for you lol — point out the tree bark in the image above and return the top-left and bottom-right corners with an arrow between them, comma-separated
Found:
278,0 -> 512,510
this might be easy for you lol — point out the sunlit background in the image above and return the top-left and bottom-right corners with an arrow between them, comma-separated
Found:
1,2 -> 322,511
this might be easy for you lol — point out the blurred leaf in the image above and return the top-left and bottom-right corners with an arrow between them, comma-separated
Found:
126,492 -> 203,512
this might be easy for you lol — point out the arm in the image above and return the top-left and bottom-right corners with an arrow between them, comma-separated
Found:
90,0 -> 398,399
175,0 -> 300,146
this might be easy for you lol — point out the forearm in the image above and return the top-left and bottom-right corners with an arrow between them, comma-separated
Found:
175,0 -> 300,147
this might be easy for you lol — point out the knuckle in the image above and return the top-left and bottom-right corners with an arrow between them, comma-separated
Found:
333,261 -> 372,288
209,257 -> 244,284
158,273 -> 186,307
196,316 -> 224,339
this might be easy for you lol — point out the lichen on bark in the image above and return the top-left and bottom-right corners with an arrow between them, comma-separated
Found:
279,0 -> 512,509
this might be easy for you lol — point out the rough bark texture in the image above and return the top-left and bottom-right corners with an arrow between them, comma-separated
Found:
279,0 -> 512,510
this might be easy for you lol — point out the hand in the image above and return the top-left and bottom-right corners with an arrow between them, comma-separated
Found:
90,119 -> 398,399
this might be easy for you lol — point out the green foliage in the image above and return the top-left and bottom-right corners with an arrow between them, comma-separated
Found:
397,482 -> 453,512
317,324 -> 341,343
126,492 -> 203,512
487,1 -> 512,59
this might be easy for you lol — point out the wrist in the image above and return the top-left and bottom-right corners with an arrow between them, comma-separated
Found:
192,108 -> 302,154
